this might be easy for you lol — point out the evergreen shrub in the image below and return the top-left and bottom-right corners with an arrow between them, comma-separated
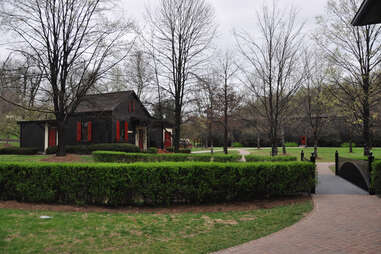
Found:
0,161 -> 315,206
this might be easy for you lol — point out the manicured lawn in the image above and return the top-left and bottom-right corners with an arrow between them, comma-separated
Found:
192,148 -> 240,154
0,155 -> 49,162
0,142 -> 19,148
0,200 -> 312,254
192,147 -> 223,152
247,147 -> 381,162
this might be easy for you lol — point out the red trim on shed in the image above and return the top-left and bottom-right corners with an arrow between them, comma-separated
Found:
88,121 -> 92,141
116,120 -> 120,142
124,121 -> 128,141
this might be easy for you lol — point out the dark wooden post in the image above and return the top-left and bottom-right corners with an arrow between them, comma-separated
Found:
310,152 -> 316,163
335,150 -> 339,175
310,152 -> 316,194
301,150 -> 304,161
368,152 -> 375,195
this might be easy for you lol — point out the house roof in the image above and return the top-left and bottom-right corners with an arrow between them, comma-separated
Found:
75,91 -> 134,113
352,0 -> 381,26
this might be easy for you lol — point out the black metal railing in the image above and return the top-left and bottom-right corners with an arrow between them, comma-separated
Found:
335,150 -> 375,194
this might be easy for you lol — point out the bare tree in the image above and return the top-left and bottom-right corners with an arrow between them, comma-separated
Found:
0,0 -> 133,155
124,49 -> 154,104
214,51 -> 239,154
146,0 -> 216,152
315,0 -> 381,155
236,4 -> 305,156
193,73 -> 218,154
302,51 -> 332,158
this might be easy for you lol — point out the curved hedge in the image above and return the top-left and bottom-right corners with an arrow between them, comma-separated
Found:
92,151 -> 242,163
0,161 -> 315,206
46,143 -> 140,155
213,154 -> 242,162
245,155 -> 297,162
0,147 -> 39,155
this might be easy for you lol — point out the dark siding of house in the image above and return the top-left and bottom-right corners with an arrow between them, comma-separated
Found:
112,94 -> 151,145
68,112 -> 113,145
150,127 -> 163,148
20,122 -> 45,151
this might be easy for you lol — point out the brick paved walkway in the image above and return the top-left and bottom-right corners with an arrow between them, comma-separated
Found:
214,163 -> 381,254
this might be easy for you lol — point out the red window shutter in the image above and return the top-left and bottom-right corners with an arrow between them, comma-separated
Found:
76,122 -> 81,142
116,120 -> 120,142
133,101 -> 135,112
87,121 -> 92,142
124,121 -> 128,141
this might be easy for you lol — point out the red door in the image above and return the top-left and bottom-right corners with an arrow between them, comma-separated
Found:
48,127 -> 57,147
301,136 -> 306,146
138,129 -> 144,150
164,131 -> 171,149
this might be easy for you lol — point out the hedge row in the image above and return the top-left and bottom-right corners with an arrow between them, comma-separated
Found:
372,161 -> 381,195
46,143 -> 141,155
0,147 -> 39,155
92,151 -> 242,163
245,155 -> 297,162
0,161 -> 315,206
166,147 -> 192,154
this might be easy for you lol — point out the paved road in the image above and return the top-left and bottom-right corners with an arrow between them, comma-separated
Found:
213,163 -> 381,254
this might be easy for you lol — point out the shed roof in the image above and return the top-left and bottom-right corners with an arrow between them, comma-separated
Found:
352,0 -> 381,26
75,91 -> 134,113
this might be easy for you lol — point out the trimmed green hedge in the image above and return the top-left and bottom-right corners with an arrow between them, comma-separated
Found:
245,155 -> 297,162
285,142 -> 298,147
213,154 -> 242,162
46,143 -> 140,155
341,142 -> 356,148
93,151 -> 243,163
166,147 -> 192,154
232,142 -> 243,148
372,161 -> 381,195
0,161 -> 315,206
0,147 -> 39,155
93,151 -> 241,163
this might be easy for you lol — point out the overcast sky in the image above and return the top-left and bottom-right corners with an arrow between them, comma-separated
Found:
0,0 -> 329,57
119,0 -> 329,49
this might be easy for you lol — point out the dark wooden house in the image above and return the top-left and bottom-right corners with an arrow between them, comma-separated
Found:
18,91 -> 173,152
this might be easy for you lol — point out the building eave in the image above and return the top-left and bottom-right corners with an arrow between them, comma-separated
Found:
352,0 -> 381,26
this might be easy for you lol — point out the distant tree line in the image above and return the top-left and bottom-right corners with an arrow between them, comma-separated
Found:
0,0 -> 380,156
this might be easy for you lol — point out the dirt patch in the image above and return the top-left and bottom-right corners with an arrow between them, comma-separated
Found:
0,196 -> 311,214
40,154 -> 85,163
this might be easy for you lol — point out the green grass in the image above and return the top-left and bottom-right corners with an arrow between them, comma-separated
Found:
3,146 -> 377,163
0,142 -> 19,148
247,147 -> 381,162
0,200 -> 312,254
0,155 -> 49,162
191,147 -> 223,152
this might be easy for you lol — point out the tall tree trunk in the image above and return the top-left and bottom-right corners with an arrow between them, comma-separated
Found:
281,127 -> 286,155
363,82 -> 370,156
257,136 -> 261,149
56,119 -> 66,157
349,126 -> 353,153
223,85 -> 228,154
313,130 -> 318,158
223,123 -> 228,154
173,103 -> 181,153
271,128 -> 278,156
209,120 -> 213,155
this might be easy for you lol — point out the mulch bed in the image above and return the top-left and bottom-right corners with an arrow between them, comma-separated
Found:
40,154 -> 85,163
0,196 -> 311,214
